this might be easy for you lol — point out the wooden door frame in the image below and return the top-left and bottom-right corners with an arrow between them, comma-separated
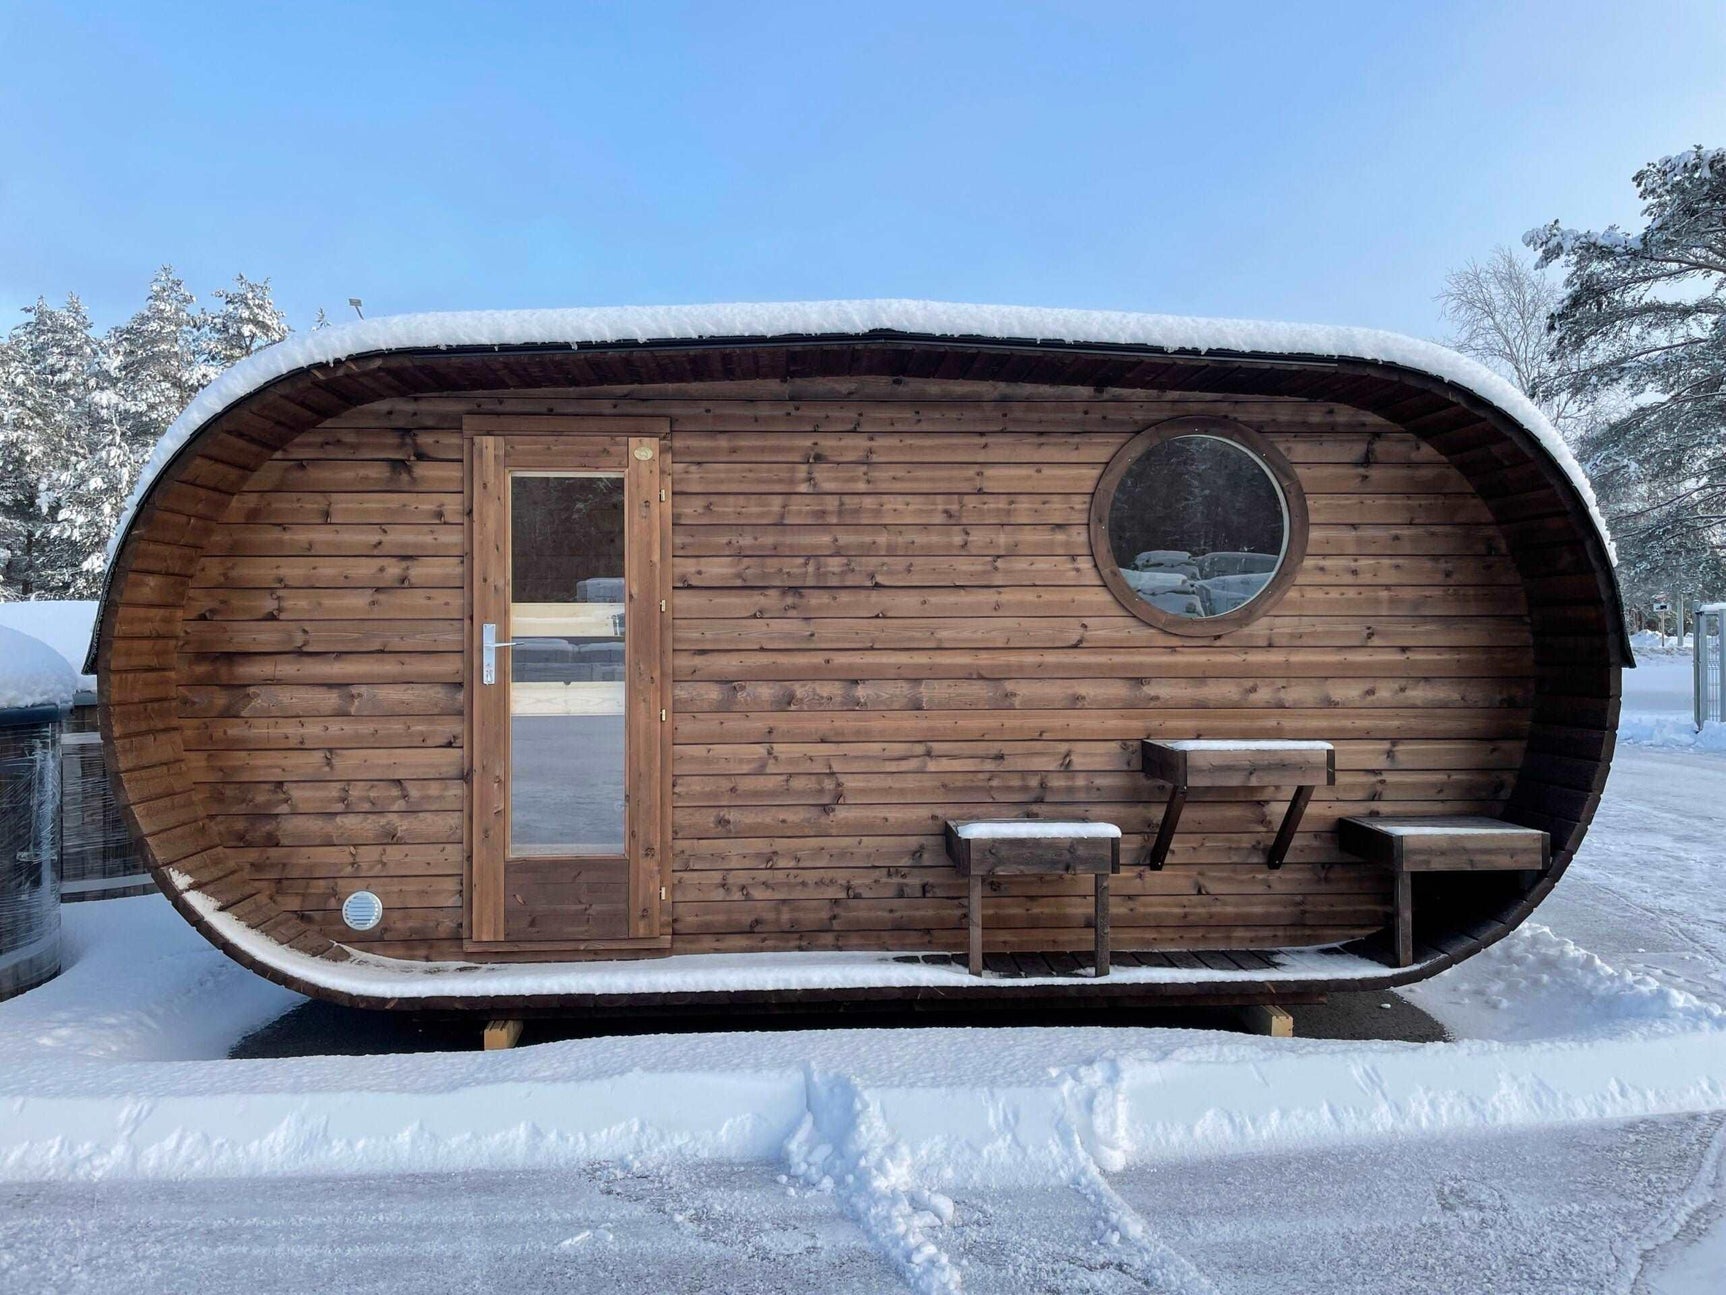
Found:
463,417 -> 673,953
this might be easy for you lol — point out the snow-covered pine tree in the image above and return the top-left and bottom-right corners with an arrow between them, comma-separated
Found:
200,274 -> 290,370
1,270 -> 297,600
42,268 -> 217,598
0,296 -> 111,598
1526,145 -> 1726,609
111,267 -> 212,441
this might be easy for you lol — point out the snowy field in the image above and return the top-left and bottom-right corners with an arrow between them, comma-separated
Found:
3,659 -> 1725,1292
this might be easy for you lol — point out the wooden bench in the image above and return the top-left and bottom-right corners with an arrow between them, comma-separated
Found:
1141,740 -> 1335,870
1336,815 -> 1551,967
943,821 -> 1121,977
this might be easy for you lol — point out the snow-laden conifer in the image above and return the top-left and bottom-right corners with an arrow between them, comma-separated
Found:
201,274 -> 290,369
0,296 -> 110,597
1527,146 -> 1726,606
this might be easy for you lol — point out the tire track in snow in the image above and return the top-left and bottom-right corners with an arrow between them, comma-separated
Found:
1617,1112 -> 1726,1294
1057,1058 -> 1221,1295
783,1068 -> 963,1294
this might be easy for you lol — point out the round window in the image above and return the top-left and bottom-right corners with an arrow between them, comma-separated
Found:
1090,417 -> 1307,634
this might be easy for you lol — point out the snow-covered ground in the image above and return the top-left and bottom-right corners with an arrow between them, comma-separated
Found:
2,660 -> 1725,1292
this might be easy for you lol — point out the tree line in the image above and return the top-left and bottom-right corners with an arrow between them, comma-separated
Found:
0,270 -> 296,598
1438,145 -> 1725,617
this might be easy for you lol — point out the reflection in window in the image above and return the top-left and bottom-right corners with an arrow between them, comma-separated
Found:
508,473 -> 627,854
1105,434 -> 1289,620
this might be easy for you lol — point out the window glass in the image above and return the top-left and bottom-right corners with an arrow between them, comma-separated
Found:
1104,433 -> 1290,620
508,473 -> 626,855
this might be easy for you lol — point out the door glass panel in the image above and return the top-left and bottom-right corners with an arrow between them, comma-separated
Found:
508,473 -> 626,855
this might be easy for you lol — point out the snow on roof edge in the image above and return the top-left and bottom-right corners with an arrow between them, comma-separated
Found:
87,299 -> 1616,670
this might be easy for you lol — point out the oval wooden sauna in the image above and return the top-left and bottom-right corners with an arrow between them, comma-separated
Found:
87,304 -> 1628,1012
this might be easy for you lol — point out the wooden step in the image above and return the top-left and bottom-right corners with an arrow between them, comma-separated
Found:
1337,815 -> 1549,968
1336,815 -> 1549,872
942,820 -> 1121,876
945,820 -> 1120,978
1142,738 -> 1335,788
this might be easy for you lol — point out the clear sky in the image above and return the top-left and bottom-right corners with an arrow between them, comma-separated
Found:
2,0 -> 1722,340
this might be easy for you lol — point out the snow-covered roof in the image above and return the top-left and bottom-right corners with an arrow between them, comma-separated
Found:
89,300 -> 1617,670
0,625 -> 78,712
0,601 -> 98,693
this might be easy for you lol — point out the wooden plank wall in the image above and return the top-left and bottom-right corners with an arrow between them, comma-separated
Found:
175,378 -> 1533,960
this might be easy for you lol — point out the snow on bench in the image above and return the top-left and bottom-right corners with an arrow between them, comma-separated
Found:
950,821 -> 1122,840
943,820 -> 1121,978
1141,739 -> 1336,870
1336,815 -> 1551,967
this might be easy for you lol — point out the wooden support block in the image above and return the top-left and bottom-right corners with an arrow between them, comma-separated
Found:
1238,1003 -> 1295,1037
484,1018 -> 524,1051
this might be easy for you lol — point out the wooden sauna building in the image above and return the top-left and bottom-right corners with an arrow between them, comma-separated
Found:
86,303 -> 1628,1012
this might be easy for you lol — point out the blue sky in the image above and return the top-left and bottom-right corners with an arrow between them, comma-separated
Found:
2,1 -> 1722,339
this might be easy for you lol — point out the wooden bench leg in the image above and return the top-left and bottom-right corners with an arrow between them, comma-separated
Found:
1393,868 -> 1414,968
1146,785 -> 1188,870
1267,784 -> 1315,870
968,873 -> 984,976
1093,872 -> 1110,977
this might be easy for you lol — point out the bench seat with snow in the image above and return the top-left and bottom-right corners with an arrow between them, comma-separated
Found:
1336,815 -> 1552,968
943,821 -> 1121,978
1140,740 -> 1336,871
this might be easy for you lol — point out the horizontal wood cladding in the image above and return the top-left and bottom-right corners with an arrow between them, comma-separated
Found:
141,380 -> 1556,967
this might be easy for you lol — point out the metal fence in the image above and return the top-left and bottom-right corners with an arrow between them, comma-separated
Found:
59,699 -> 153,901
1695,605 -> 1726,730
0,705 -> 62,1001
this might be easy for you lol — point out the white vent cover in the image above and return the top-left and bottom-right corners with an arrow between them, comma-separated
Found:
341,890 -> 384,931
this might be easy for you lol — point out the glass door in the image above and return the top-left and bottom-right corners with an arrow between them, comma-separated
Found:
469,432 -> 668,947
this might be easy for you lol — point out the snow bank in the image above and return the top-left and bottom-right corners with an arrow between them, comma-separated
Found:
0,600 -> 98,691
0,624 -> 77,711
1629,629 -> 1692,658
1,897 -> 1723,1189
1403,923 -> 1725,1043
1619,714 -> 1726,753
90,298 -> 1614,670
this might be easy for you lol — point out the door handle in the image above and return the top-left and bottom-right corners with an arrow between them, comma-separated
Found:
481,622 -> 516,685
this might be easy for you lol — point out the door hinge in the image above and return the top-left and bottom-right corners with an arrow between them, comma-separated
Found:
659,598 -> 666,612
660,708 -> 668,722
659,885 -> 667,902
659,487 -> 667,502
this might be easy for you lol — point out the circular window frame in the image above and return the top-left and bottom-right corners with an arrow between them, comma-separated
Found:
1089,415 -> 1309,637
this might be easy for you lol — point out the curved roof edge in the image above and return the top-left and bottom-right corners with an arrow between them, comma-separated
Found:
86,299 -> 1618,670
